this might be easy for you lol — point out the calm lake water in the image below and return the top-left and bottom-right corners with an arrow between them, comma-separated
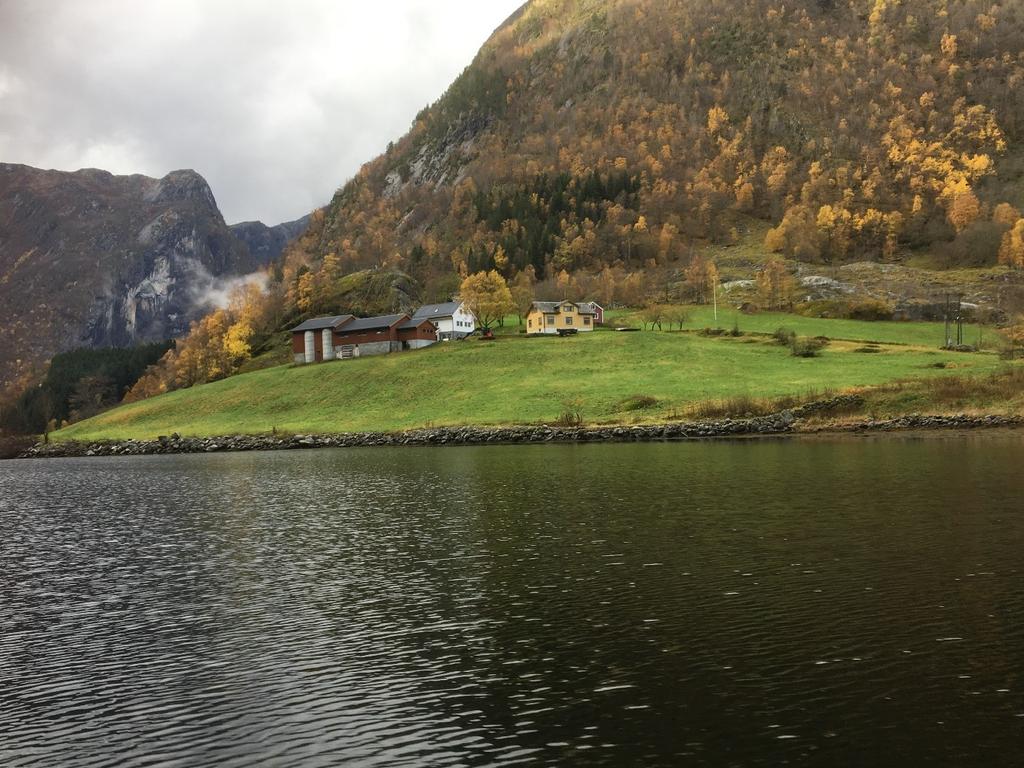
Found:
2,437 -> 1024,767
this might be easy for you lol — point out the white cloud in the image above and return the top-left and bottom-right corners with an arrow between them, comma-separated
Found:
0,0 -> 525,224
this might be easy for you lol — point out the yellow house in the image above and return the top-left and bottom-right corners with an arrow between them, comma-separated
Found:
525,301 -> 597,335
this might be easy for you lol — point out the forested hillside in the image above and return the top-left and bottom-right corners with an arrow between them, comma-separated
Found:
287,0 -> 1024,297
104,0 -> 1024,400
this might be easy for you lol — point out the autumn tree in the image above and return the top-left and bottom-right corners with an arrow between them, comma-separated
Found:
816,205 -> 853,269
460,270 -> 515,331
993,203 -> 1021,228
684,254 -> 719,304
663,305 -> 690,330
1000,220 -> 1024,269
757,258 -> 796,310
510,267 -> 536,325
947,190 -> 982,235
640,304 -> 665,331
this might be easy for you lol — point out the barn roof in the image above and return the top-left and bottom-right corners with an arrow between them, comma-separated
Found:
413,301 -> 463,319
398,316 -> 434,330
337,314 -> 407,333
290,315 -> 354,333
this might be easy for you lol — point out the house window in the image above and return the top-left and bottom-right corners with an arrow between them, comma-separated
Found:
529,319 -> 533,328
584,316 -> 591,325
546,315 -> 555,324
565,316 -> 573,325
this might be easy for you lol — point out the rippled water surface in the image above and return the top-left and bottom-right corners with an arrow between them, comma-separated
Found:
3,437 -> 1024,766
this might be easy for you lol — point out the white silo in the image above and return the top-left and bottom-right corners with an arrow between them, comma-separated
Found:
322,328 -> 335,361
304,331 -> 316,363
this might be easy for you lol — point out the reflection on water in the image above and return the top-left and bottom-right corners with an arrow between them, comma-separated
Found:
2,436 -> 1023,766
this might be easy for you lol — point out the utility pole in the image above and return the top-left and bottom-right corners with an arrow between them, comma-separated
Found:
956,293 -> 964,347
944,293 -> 951,348
713,277 -> 718,324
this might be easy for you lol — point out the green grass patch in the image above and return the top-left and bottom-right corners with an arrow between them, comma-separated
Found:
55,327 -> 1015,442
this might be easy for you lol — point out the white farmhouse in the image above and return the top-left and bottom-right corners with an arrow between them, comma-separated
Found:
412,301 -> 477,340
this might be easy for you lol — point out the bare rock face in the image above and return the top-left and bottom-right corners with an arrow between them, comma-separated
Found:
0,163 -> 303,393
229,214 -> 311,264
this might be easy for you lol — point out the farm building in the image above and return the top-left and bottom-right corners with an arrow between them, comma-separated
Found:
290,313 -> 436,364
579,302 -> 605,325
412,301 -> 477,340
290,315 -> 355,364
525,301 -> 598,335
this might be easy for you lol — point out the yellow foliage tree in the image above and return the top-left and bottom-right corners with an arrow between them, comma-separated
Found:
946,190 -> 982,235
993,203 -> 1021,228
707,106 -> 730,136
757,258 -> 796,310
684,254 -> 718,304
295,271 -> 315,314
459,270 -> 515,330
223,319 -> 254,362
999,220 -> 1024,268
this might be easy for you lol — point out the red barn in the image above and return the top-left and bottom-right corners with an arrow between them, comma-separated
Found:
291,313 -> 437,364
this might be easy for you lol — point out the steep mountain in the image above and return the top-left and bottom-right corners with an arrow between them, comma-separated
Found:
0,163 -> 293,394
281,0 -> 1024,310
230,215 -> 312,265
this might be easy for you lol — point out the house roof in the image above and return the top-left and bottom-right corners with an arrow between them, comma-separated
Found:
530,301 -> 597,315
413,301 -> 463,319
290,315 -> 354,333
398,317 -> 434,331
337,314 -> 407,333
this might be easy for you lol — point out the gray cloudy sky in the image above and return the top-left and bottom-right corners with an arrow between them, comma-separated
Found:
0,0 -> 524,224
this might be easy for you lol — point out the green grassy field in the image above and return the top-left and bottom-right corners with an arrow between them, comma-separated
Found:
496,306 -> 999,348
56,314 -> 1018,442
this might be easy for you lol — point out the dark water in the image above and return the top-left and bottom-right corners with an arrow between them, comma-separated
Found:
2,437 -> 1024,767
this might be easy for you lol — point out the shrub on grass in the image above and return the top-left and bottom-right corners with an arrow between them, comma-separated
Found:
795,298 -> 895,320
690,394 -> 764,419
772,327 -> 796,345
790,336 -> 828,357
555,409 -> 584,428
919,367 -> 1024,405
555,397 -> 584,427
847,299 -> 895,321
620,394 -> 659,411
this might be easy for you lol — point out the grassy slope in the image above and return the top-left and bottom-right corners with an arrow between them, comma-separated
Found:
498,308 -> 1000,348
56,314 -> 1017,442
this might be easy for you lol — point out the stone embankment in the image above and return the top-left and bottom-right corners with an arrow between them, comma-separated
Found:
805,413 -> 1024,434
14,396 -> 1022,460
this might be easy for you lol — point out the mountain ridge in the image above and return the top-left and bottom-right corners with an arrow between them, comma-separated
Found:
0,162 -> 306,395
279,0 -> 1024,305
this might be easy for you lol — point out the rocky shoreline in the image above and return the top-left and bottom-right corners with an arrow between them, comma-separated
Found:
14,397 -> 1024,460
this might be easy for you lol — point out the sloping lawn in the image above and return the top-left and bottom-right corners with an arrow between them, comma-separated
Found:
55,329 -> 1009,441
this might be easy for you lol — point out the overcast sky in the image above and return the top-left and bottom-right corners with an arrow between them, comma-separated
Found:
0,0 -> 524,224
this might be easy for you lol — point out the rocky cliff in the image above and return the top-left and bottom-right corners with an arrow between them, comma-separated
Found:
230,215 -> 311,266
0,163 -> 302,393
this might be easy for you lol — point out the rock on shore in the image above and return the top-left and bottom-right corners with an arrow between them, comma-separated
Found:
14,396 -> 1023,460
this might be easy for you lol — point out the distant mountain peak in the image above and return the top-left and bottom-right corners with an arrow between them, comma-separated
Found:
143,169 -> 218,208
0,163 -> 310,395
